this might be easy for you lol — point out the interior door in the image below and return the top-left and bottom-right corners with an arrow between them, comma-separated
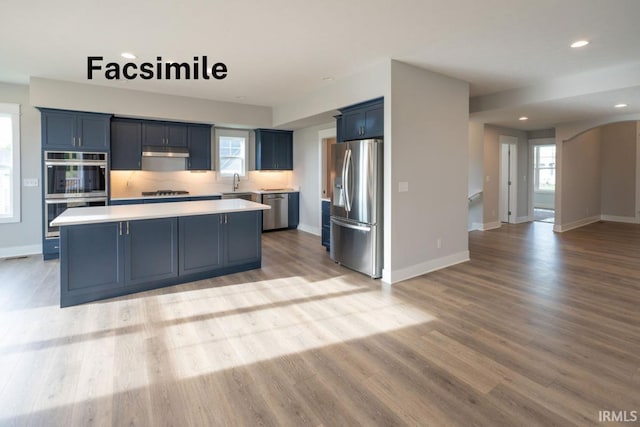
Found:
499,136 -> 518,224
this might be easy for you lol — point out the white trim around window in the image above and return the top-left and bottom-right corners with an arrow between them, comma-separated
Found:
215,128 -> 249,180
0,103 -> 20,224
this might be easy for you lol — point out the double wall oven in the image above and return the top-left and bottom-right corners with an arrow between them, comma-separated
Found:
44,151 -> 108,238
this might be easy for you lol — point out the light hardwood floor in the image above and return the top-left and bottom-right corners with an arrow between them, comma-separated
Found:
0,221 -> 639,426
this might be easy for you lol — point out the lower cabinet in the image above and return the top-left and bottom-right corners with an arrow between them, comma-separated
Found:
287,192 -> 299,229
321,200 -> 330,250
179,214 -> 223,275
60,211 -> 261,307
126,218 -> 178,286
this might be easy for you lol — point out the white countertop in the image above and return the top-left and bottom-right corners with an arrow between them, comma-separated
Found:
51,199 -> 270,227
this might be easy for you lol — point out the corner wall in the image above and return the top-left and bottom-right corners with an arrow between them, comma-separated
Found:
386,61 -> 469,283
291,122 -> 335,235
468,122 -> 484,230
600,122 -> 636,220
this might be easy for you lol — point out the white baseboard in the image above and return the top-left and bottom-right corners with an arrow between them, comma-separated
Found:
0,244 -> 42,259
515,215 -> 531,224
469,222 -> 483,231
297,223 -> 321,236
385,250 -> 470,284
554,215 -> 600,232
600,215 -> 638,224
534,203 -> 555,209
481,221 -> 501,231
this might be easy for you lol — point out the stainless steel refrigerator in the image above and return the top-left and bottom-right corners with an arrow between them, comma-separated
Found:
330,139 -> 383,278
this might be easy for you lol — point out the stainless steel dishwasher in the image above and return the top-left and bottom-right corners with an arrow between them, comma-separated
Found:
262,193 -> 288,230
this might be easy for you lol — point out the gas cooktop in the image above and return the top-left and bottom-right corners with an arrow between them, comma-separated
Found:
141,190 -> 190,196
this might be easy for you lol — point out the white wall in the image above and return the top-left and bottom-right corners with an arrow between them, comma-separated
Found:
291,122 -> 335,235
386,61 -> 469,283
0,83 -> 42,256
468,122 -> 484,230
600,122 -> 636,219
559,127 -> 602,229
30,77 -> 272,128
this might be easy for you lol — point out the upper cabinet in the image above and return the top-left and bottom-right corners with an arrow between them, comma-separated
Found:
142,122 -> 187,147
111,119 -> 142,170
40,108 -> 111,151
187,125 -> 211,170
337,98 -> 384,142
255,129 -> 293,170
111,118 -> 212,171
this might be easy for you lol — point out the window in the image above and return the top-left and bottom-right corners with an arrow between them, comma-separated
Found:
216,128 -> 248,177
534,144 -> 555,192
0,103 -> 20,223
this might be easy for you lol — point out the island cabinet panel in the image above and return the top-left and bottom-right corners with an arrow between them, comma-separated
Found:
225,211 -> 261,267
60,222 -> 125,299
58,208 -> 262,307
179,214 -> 223,275
125,218 -> 178,286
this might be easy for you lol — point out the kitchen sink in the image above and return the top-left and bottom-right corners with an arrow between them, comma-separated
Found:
221,192 -> 258,202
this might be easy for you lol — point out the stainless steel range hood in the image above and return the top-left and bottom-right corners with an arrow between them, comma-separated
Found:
142,145 -> 190,158
141,145 -> 189,171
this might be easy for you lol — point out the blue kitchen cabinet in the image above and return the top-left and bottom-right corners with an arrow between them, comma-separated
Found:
321,200 -> 330,250
339,98 -> 384,142
335,116 -> 344,143
225,211 -> 261,267
111,118 -> 142,170
59,210 -> 261,307
255,129 -> 293,170
60,222 -> 125,303
143,197 -> 187,204
40,108 -> 111,151
142,121 -> 188,147
125,218 -> 178,286
190,195 -> 221,201
179,214 -> 223,275
187,125 -> 212,170
288,192 -> 299,229
109,199 -> 142,206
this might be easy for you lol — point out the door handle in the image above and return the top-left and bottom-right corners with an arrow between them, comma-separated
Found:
330,217 -> 371,232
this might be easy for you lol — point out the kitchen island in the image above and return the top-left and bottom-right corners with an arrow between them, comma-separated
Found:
51,199 -> 270,307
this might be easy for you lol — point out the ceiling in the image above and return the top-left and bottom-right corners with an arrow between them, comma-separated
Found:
2,0 -> 640,130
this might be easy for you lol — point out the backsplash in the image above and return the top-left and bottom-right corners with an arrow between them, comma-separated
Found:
110,170 -> 293,198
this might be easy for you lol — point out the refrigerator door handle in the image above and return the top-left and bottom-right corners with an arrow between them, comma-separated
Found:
343,148 -> 352,212
331,217 -> 371,232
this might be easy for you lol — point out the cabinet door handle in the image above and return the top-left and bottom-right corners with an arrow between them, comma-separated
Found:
78,137 -> 81,147
225,214 -> 228,224
72,137 -> 76,147
219,215 -> 222,224
126,221 -> 130,235
119,222 -> 123,236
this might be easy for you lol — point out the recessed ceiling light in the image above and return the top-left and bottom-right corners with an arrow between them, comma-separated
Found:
570,40 -> 589,48
121,52 -> 137,59
614,103 -> 628,108
519,116 -> 528,121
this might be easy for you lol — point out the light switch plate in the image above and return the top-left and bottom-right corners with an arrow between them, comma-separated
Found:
398,181 -> 409,192
23,178 -> 39,187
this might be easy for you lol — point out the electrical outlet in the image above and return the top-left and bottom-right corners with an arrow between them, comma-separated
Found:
398,181 -> 409,192
486,175 -> 490,182
23,178 -> 38,187
437,238 -> 442,249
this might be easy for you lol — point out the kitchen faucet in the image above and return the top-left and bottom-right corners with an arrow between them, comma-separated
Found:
232,173 -> 240,192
